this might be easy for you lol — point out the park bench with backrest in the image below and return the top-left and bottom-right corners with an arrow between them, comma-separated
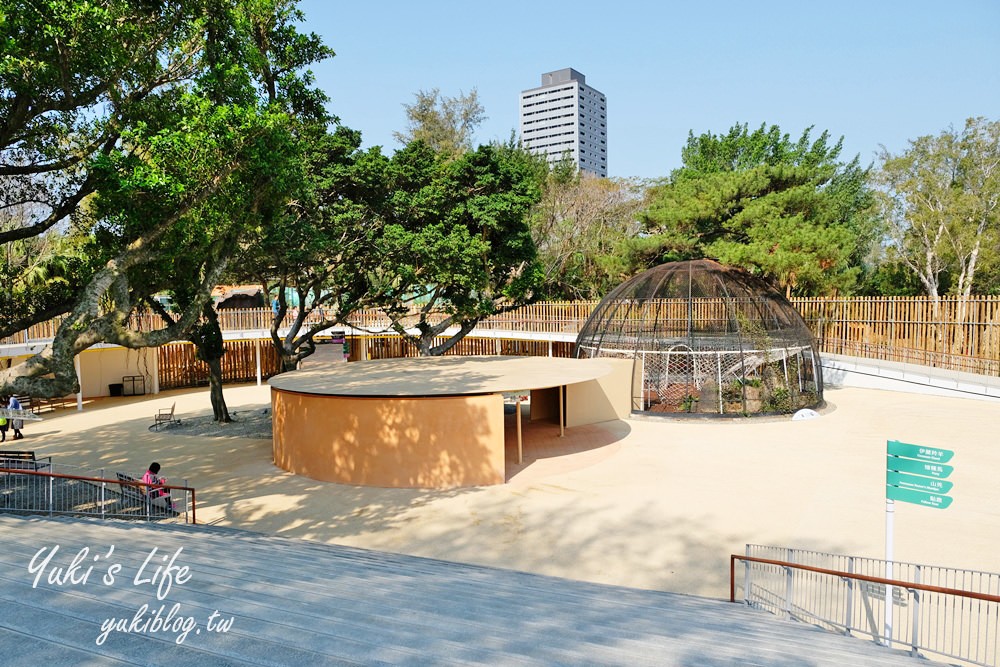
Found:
116,472 -> 147,504
116,472 -> 176,516
9,393 -> 74,414
0,451 -> 51,471
39,395 -> 74,412
12,394 -> 35,414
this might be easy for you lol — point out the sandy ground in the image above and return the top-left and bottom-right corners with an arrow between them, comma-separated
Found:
13,382 -> 1000,600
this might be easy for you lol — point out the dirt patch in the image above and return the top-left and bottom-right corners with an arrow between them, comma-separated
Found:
155,407 -> 272,439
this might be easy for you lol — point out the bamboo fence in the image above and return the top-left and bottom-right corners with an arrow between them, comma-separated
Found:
3,297 -> 999,383
792,296 -> 1000,376
361,335 -> 575,361
157,340 -> 281,390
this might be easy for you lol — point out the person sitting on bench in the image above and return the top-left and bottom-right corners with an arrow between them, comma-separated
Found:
141,462 -> 176,510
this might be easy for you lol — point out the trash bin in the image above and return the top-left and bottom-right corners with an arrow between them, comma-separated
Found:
122,375 -> 145,396
109,383 -> 124,397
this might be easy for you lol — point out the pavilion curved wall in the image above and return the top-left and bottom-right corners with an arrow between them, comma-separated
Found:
271,388 -> 505,488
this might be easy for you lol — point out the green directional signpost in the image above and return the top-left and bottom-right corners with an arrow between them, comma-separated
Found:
886,440 -> 955,507
885,471 -> 953,495
885,456 -> 954,479
883,439 -> 955,644
886,486 -> 953,509
886,440 -> 954,463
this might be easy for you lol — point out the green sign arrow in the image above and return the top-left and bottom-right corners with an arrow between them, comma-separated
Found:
887,440 -> 954,463
886,485 -> 953,509
886,456 -> 954,479
886,470 -> 954,494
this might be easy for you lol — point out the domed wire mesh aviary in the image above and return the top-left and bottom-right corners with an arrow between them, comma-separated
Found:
575,259 -> 823,416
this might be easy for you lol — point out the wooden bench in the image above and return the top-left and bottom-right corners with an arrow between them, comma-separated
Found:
0,450 -> 51,471
116,472 -> 176,515
153,403 -> 179,431
116,472 -> 148,504
38,395 -> 74,412
6,394 -> 72,415
12,395 -> 36,415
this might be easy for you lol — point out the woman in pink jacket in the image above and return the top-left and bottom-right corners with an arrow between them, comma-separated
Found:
141,462 -> 176,510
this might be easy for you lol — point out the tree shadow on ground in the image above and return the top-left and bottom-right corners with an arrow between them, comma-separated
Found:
19,385 -> 904,599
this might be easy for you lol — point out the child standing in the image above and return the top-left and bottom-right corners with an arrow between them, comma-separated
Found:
7,395 -> 23,439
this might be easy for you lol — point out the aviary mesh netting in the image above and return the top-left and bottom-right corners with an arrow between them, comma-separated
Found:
575,259 -> 823,416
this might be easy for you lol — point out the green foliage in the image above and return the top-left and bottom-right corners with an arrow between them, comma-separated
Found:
393,88 -> 486,158
530,167 -> 648,300
763,387 -> 791,413
0,0 -> 332,397
232,121 -> 392,369
679,394 -> 698,413
0,0 -> 209,334
0,232 -> 96,333
369,140 -> 544,355
637,123 -> 877,296
875,117 -> 1000,299
856,261 -> 932,296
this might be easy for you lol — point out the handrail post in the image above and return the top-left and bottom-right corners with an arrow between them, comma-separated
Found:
47,475 -> 53,516
910,566 -> 921,657
100,467 -> 106,520
730,555 -> 736,602
744,545 -> 752,605
785,548 -> 795,620
845,556 -> 855,635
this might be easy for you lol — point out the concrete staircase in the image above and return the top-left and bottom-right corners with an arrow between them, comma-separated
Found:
0,514 -> 937,666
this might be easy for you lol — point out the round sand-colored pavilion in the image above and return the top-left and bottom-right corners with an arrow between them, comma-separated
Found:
269,355 -> 631,489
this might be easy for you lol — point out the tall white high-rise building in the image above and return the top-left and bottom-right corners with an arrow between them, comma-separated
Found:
519,68 -> 607,177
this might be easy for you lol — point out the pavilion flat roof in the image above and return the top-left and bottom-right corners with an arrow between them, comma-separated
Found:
268,355 -> 613,397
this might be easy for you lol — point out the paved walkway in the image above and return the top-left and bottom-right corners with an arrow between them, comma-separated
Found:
13,382 -> 1000,599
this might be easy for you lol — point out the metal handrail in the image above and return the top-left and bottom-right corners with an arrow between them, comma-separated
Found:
730,554 -> 1000,605
0,467 -> 197,524
731,553 -> 1000,665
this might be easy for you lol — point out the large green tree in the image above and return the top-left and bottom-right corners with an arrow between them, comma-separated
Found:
0,0 -> 206,337
236,124 -> 388,372
365,140 -> 544,356
183,0 -> 331,412
637,123 -> 877,296
0,0 -> 329,398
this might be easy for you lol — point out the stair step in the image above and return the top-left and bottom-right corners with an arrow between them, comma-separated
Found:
0,515 -> 936,666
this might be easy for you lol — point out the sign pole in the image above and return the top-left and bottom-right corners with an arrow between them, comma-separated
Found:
885,497 -> 894,645
884,439 -> 955,647
516,395 -> 523,464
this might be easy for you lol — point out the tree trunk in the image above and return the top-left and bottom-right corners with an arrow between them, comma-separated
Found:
427,320 -> 478,356
206,357 -> 230,422
190,306 -> 231,422
279,353 -> 298,373
417,336 -> 433,356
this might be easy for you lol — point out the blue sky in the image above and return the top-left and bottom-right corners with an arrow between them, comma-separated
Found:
296,0 -> 1000,179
